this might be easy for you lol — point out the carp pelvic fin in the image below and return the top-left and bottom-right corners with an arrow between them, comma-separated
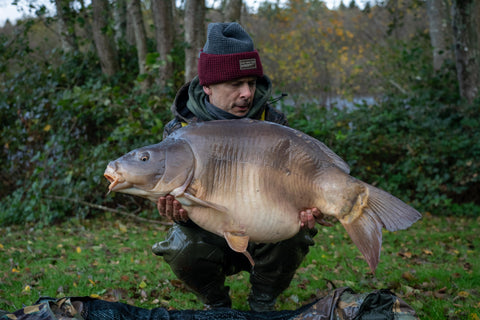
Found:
224,231 -> 254,266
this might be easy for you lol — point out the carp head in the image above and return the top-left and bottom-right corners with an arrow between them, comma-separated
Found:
104,139 -> 195,202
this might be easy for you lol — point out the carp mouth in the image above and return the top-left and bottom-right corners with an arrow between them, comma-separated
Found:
104,173 -> 122,193
104,167 -> 131,194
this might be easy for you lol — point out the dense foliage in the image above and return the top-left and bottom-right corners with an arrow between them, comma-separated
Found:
1,1 -> 479,226
0,26 -> 175,225
286,75 -> 480,216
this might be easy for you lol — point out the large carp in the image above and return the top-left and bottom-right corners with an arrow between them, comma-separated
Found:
104,119 -> 421,272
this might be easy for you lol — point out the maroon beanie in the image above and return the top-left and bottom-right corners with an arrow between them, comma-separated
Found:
198,23 -> 264,86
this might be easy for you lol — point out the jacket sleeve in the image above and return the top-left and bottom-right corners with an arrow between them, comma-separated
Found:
162,119 -> 184,140
264,106 -> 289,126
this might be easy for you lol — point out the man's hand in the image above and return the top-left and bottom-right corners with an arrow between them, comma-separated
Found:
157,194 -> 189,222
299,207 -> 333,229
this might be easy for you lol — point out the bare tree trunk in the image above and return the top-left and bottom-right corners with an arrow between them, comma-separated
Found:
184,0 -> 206,82
171,0 -> 178,22
54,0 -> 78,52
426,0 -> 453,71
78,0 -> 93,46
451,0 -> 480,103
92,0 -> 119,76
125,6 -> 136,46
223,0 -> 243,22
113,0 -> 128,48
128,0 -> 151,90
151,0 -> 176,88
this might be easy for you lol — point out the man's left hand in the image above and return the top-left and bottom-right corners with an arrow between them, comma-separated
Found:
299,208 -> 333,229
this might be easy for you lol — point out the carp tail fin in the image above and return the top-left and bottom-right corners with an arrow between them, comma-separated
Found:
341,206 -> 383,273
365,184 -> 422,232
340,182 -> 422,273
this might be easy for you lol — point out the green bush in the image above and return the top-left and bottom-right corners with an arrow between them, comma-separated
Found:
285,77 -> 479,216
0,45 -> 174,225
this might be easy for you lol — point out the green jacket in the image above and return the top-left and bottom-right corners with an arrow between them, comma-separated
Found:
163,75 -> 288,139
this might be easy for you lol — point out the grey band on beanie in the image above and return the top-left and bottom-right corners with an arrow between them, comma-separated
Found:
203,23 -> 255,55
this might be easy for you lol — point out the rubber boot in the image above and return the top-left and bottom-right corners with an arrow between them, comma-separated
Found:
248,228 -> 318,312
152,224 -> 232,308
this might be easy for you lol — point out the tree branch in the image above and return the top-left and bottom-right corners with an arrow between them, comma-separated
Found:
47,195 -> 172,226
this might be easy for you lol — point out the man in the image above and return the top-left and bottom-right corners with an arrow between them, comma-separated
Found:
153,22 -> 323,312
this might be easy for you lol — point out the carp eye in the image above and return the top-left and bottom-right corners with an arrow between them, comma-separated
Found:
139,152 -> 150,162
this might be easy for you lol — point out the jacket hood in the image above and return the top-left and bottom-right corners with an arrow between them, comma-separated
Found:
170,75 -> 272,122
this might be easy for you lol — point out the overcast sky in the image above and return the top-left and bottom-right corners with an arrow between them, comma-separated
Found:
0,0 -> 372,27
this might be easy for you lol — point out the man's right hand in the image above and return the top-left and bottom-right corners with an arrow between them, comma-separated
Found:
157,194 -> 189,222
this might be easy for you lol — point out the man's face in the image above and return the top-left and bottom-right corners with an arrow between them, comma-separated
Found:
203,76 -> 257,117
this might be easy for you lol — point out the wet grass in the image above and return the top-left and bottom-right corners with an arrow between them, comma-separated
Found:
1,213 -> 479,319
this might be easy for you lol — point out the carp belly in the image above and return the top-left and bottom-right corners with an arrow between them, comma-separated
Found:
185,150 -> 307,244
188,205 -> 302,244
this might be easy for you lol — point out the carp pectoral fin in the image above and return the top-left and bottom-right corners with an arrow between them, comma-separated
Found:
170,168 -> 195,197
182,192 -> 229,213
224,231 -> 254,266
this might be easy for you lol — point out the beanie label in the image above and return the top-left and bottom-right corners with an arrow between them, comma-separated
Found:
239,58 -> 257,70
198,51 -> 264,85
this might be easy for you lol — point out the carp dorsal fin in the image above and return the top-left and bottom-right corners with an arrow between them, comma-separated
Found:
181,192 -> 229,213
224,231 -> 254,266
312,139 -> 350,174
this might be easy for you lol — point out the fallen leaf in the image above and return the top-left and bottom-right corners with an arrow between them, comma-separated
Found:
170,279 -> 184,288
402,285 -> 415,297
118,223 -> 128,233
434,287 -> 447,299
103,288 -> 128,302
402,271 -> 416,282
398,251 -> 413,258
422,249 -> 433,255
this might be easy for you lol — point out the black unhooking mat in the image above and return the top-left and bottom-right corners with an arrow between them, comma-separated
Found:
0,287 -> 419,320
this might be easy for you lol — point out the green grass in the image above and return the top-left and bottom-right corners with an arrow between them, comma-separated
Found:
1,213 -> 479,319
